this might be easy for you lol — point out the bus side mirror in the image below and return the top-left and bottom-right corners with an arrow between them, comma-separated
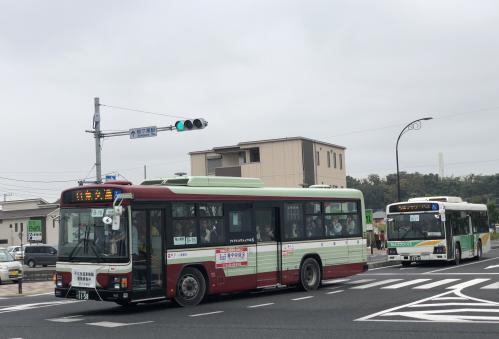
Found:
112,206 -> 123,230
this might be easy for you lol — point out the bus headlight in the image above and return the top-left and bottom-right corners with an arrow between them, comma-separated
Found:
387,248 -> 398,255
433,246 -> 446,254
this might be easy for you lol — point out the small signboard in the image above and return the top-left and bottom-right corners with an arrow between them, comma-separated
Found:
129,126 -> 157,139
27,220 -> 42,242
365,209 -> 373,231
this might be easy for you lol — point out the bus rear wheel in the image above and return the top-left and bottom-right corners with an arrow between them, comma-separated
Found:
299,258 -> 321,291
174,267 -> 206,307
475,241 -> 483,260
454,245 -> 461,265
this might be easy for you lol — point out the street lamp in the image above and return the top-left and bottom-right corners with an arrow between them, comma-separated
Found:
396,117 -> 433,202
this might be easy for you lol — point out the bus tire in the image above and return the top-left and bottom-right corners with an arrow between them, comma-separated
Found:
454,244 -> 461,265
299,257 -> 321,291
401,261 -> 411,267
174,267 -> 206,307
475,241 -> 482,261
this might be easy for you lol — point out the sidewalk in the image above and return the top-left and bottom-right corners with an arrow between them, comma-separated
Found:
0,281 -> 54,298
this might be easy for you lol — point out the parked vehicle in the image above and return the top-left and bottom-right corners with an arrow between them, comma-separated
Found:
0,248 -> 23,284
7,245 -> 24,260
23,245 -> 58,268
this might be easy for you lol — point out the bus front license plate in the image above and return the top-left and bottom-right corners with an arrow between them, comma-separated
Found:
411,256 -> 421,261
76,290 -> 89,300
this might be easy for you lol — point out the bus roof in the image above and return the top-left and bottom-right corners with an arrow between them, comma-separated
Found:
61,176 -> 364,206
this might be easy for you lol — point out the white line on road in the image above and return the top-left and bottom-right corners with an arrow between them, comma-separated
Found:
481,282 -> 499,289
485,264 -> 499,270
291,296 -> 314,301
0,300 -> 81,314
382,279 -> 432,289
87,321 -> 154,328
326,290 -> 344,295
188,311 -> 224,317
27,292 -> 54,297
46,315 -> 85,323
248,303 -> 274,308
345,279 -> 374,285
321,278 -> 350,285
426,257 -> 499,273
446,278 -> 490,290
351,279 -> 403,289
413,279 -> 460,289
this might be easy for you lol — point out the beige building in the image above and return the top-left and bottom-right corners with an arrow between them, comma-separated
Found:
190,137 -> 347,188
0,199 -> 60,247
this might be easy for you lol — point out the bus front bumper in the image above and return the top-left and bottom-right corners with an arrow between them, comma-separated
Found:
388,254 -> 448,262
55,287 -> 132,302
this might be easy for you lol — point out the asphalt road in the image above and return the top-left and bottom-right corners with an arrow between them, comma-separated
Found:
2,249 -> 499,339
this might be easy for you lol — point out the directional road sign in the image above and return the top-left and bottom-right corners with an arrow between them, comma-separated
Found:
129,126 -> 157,139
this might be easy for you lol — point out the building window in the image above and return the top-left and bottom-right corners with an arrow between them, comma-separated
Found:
339,153 -> 343,170
333,152 -> 337,169
238,151 -> 247,164
316,151 -> 320,166
207,156 -> 222,175
249,148 -> 260,163
327,151 -> 331,168
15,223 -> 18,232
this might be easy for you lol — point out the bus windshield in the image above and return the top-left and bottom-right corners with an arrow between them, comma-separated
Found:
58,208 -> 129,263
387,213 -> 444,241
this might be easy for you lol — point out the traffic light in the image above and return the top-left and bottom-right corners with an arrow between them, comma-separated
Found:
175,118 -> 208,132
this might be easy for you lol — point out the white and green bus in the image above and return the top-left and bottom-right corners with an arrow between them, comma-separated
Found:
386,196 -> 490,267
55,176 -> 367,306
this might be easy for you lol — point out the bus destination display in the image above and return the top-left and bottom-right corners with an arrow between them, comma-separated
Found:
389,202 -> 439,213
63,188 -> 122,204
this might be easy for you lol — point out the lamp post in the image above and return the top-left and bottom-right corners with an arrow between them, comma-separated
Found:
396,117 -> 433,202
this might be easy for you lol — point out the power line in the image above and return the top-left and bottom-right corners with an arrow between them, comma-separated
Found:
100,103 -> 188,119
0,175 -> 91,184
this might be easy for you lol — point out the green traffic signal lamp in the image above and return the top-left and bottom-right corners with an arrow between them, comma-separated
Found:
175,118 -> 208,132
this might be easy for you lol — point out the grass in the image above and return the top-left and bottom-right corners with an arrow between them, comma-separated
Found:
491,232 -> 499,241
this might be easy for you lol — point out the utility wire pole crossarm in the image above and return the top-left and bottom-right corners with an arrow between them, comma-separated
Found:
85,98 -> 208,184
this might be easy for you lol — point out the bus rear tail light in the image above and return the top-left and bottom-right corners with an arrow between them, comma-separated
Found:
56,273 -> 63,288
387,248 -> 398,255
433,246 -> 446,254
112,276 -> 128,290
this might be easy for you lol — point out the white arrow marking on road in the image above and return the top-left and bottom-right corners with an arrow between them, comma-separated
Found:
484,264 -> 499,270
47,315 -> 85,323
0,300 -> 80,314
87,321 -> 154,328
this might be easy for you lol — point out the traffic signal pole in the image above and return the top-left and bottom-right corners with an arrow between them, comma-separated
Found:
86,98 -> 207,184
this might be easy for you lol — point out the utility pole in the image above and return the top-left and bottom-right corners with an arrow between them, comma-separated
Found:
94,98 -> 102,183
3,192 -> 13,202
144,165 -> 147,180
86,98 -> 207,184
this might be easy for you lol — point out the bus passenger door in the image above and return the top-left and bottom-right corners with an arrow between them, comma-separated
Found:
131,209 -> 165,300
255,206 -> 281,288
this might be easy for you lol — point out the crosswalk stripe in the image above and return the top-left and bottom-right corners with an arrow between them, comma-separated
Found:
345,279 -> 374,285
480,282 -> 499,289
381,279 -> 432,289
351,279 -> 403,289
413,279 -> 461,290
446,278 -> 490,290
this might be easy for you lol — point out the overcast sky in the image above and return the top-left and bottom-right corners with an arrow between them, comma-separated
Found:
1,0 -> 498,202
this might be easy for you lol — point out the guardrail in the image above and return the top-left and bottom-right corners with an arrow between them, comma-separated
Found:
23,269 -> 55,281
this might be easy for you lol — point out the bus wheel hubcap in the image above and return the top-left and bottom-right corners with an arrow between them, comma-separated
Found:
305,265 -> 316,285
180,276 -> 199,299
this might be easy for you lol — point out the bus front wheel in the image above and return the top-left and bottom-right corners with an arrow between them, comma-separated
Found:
454,245 -> 461,265
174,267 -> 206,307
299,258 -> 321,291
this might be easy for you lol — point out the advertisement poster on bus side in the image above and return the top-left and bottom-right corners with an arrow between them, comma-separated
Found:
215,247 -> 248,269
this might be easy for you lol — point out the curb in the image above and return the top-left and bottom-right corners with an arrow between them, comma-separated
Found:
367,260 -> 400,269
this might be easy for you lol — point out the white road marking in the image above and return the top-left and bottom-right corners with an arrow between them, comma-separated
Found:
46,315 -> 85,323
87,321 -> 154,328
356,288 -> 499,323
367,264 -> 400,271
27,292 -> 54,297
321,278 -> 350,285
351,279 -> 403,289
248,303 -> 274,308
446,278 -> 490,290
413,279 -> 460,290
345,279 -> 374,285
188,311 -> 224,317
382,279 -> 431,289
426,257 -> 499,273
326,290 -> 344,295
481,282 -> 499,289
485,264 -> 499,270
0,300 -> 80,314
291,296 -> 314,301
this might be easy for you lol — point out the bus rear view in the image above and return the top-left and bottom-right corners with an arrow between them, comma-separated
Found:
386,196 -> 490,267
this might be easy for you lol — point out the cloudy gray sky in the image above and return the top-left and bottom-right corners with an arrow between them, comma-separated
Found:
1,0 -> 498,202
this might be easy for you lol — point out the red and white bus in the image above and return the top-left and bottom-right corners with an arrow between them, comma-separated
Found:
55,176 -> 367,306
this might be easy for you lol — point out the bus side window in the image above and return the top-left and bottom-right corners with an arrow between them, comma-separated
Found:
284,203 -> 303,240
